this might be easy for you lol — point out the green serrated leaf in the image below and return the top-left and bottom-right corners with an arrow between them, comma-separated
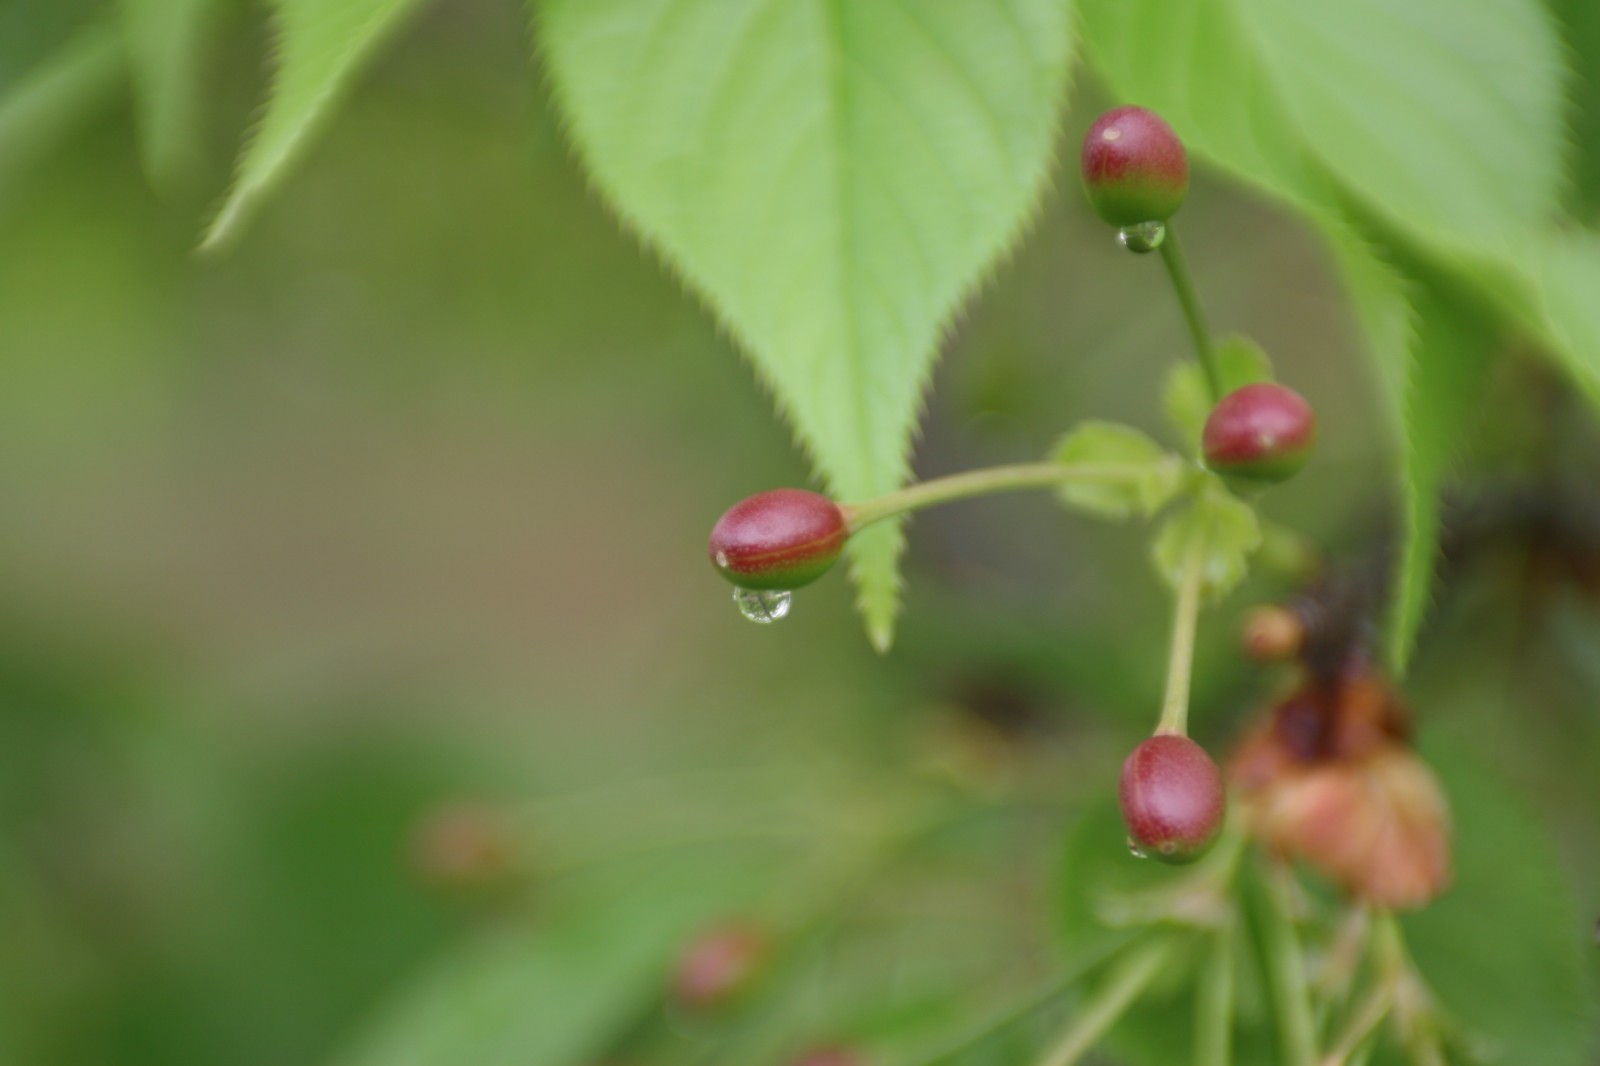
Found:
1390,279 -> 1495,674
1051,421 -> 1181,520
1151,482 -> 1261,602
1162,336 -> 1275,450
1531,230 -> 1600,409
538,0 -> 1074,650
119,0 -> 221,191
1080,0 -> 1566,256
201,0 -> 430,250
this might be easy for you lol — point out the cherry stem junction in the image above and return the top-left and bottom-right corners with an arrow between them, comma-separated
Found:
1157,227 -> 1223,403
841,461 -> 1151,533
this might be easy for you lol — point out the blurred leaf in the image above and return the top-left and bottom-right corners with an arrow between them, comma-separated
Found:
537,0 -> 1074,650
1551,0 -> 1600,222
1385,278 -> 1496,673
1152,481 -> 1261,602
1531,230 -> 1600,409
201,0 -> 429,250
332,846 -> 780,1066
0,20 -> 124,190
1081,0 -> 1566,256
1391,741 -> 1598,1066
1235,0 -> 1564,254
118,0 -> 222,191
1163,336 -> 1275,451
1051,421 -> 1181,520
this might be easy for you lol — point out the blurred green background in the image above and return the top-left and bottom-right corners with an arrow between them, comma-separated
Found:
0,2 -> 1595,1065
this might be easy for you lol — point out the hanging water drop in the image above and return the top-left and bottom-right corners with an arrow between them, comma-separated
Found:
734,587 -> 792,624
1117,220 -> 1166,254
1126,837 -> 1150,860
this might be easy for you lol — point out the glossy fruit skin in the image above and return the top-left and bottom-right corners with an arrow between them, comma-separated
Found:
1202,383 -> 1317,485
709,489 -> 848,591
1120,734 -> 1226,864
1081,106 -> 1190,226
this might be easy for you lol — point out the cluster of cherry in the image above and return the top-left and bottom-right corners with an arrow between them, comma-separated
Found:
707,108 -> 1317,868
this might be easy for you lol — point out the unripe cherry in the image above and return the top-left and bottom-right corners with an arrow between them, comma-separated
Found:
672,921 -> 769,1010
1202,383 -> 1317,485
1081,106 -> 1190,227
709,489 -> 848,591
1120,734 -> 1226,864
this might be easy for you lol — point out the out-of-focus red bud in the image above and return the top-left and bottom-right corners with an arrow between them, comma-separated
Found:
671,922 -> 769,1011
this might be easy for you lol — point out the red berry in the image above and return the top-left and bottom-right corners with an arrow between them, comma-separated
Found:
1120,734 -> 1225,864
1081,106 -> 1190,227
1202,383 -> 1317,485
709,489 -> 848,591
672,922 -> 769,1010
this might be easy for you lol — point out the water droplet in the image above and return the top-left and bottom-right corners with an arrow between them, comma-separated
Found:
1118,221 -> 1166,254
1126,837 -> 1150,860
734,587 -> 792,624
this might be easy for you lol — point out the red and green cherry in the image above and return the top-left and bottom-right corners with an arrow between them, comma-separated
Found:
1081,105 -> 1189,252
1202,382 -> 1317,486
709,489 -> 848,622
1120,734 -> 1226,864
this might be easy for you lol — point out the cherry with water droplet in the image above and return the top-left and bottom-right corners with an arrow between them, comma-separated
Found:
1081,106 -> 1190,228
709,489 -> 848,591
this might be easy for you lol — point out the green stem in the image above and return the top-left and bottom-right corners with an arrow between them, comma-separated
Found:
1260,863 -> 1319,1066
1033,939 -> 1176,1066
1320,981 -> 1396,1066
1158,227 -> 1223,402
841,461 -> 1151,533
1155,532 -> 1207,736
1373,912 -> 1449,1066
1195,922 -> 1237,1066
907,934 -> 1138,1066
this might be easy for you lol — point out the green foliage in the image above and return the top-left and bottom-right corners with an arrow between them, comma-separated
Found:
1383,279 -> 1497,673
536,0 -> 1074,651
1079,0 -> 1568,669
1151,480 -> 1261,602
1080,0 -> 1565,254
0,20 -> 124,189
333,847 -> 780,1066
1051,421 -> 1182,520
202,0 -> 431,250
1532,231 -> 1600,407
1163,336 -> 1274,450
1394,742 -> 1597,1066
1053,738 -> 1598,1066
117,0 -> 219,190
